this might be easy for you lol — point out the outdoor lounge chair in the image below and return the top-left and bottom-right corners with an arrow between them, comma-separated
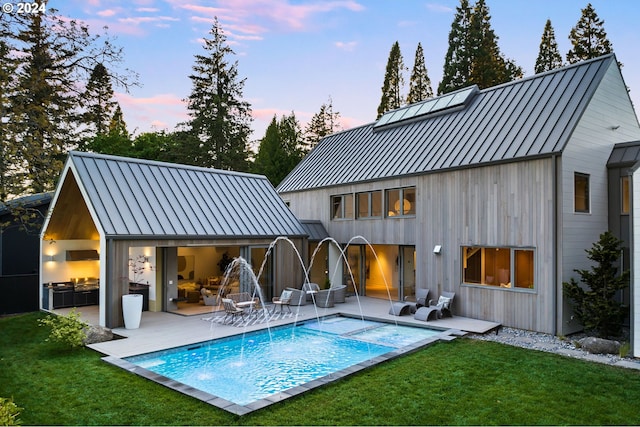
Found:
302,282 -> 321,301
201,287 -> 218,306
271,289 -> 292,313
221,298 -> 246,324
285,287 -> 307,306
314,288 -> 334,308
414,291 -> 455,322
329,285 -> 347,303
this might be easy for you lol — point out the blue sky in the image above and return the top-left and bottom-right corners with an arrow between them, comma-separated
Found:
54,0 -> 640,142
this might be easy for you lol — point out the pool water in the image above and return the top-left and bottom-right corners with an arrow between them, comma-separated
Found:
125,316 -> 440,406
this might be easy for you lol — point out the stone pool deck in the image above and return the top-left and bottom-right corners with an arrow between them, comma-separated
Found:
73,296 -> 500,358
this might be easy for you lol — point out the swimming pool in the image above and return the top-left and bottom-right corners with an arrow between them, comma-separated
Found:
110,316 -> 448,414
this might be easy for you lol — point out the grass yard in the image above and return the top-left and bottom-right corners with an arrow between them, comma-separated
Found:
2,312 -> 640,425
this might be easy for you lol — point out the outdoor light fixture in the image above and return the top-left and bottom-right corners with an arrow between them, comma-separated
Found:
433,245 -> 442,254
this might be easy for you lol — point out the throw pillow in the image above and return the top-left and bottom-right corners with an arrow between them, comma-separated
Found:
437,296 -> 451,309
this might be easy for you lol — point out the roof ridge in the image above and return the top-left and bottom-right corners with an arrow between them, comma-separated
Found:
68,151 -> 266,181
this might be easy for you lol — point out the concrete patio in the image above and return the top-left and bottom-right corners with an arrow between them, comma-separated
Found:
62,296 -> 500,358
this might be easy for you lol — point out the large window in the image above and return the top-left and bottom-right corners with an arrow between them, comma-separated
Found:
357,191 -> 382,218
462,246 -> 534,290
574,172 -> 590,213
331,194 -> 353,220
386,187 -> 416,217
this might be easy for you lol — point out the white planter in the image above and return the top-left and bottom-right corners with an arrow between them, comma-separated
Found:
122,294 -> 143,329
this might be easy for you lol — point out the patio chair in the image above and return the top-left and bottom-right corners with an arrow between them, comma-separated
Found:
414,291 -> 455,322
221,298 -> 246,324
314,288 -> 334,308
271,289 -> 292,313
302,282 -> 321,301
285,287 -> 307,306
201,287 -> 218,306
329,284 -> 347,303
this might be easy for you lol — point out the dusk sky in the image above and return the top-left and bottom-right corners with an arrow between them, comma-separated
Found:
54,0 -> 640,143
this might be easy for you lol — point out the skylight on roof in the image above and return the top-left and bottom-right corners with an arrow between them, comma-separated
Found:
374,85 -> 478,129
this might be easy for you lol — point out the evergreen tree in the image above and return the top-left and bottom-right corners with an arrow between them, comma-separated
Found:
563,231 -> 629,338
185,17 -> 252,171
82,63 -> 119,137
376,41 -> 406,119
468,0 -> 523,89
407,42 -> 434,104
0,12 -> 21,202
439,0 -> 521,94
253,113 -> 304,186
3,6 -> 135,196
566,3 -> 613,64
438,0 -> 472,95
535,19 -> 563,73
304,98 -> 342,150
109,105 -> 129,138
12,12 -> 75,194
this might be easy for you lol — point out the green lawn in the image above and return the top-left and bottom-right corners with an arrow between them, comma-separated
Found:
2,312 -> 640,425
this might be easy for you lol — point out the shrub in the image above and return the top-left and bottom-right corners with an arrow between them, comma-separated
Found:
0,397 -> 22,426
563,231 -> 629,338
38,308 -> 88,349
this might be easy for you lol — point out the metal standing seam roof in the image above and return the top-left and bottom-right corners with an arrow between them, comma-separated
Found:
277,54 -> 616,193
67,151 -> 308,238
607,141 -> 640,167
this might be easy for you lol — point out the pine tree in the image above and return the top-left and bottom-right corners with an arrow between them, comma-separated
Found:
0,12 -> 21,202
304,98 -> 342,150
12,12 -> 73,194
185,17 -> 252,171
253,113 -> 304,186
407,43 -> 434,104
438,0 -> 472,95
563,231 -> 629,338
566,3 -> 613,64
82,63 -> 119,137
439,0 -> 521,94
109,105 -> 128,138
468,0 -> 523,89
535,19 -> 564,73
3,6 -> 135,196
376,41 -> 406,119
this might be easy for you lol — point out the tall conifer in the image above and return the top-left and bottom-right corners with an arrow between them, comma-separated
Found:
82,63 -> 119,137
305,98 -> 342,150
185,17 -> 252,171
468,0 -> 522,89
535,19 -> 563,73
407,43 -> 434,104
566,3 -> 613,64
376,41 -> 406,119
438,0 -> 472,95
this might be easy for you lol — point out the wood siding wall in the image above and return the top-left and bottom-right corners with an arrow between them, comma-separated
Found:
284,158 -> 557,333
559,62 -> 640,334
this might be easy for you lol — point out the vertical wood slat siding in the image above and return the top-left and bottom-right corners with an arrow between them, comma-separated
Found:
284,159 -> 556,333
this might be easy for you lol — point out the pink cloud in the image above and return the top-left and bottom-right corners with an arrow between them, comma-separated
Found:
115,92 -> 189,133
97,9 -> 119,17
335,41 -> 358,51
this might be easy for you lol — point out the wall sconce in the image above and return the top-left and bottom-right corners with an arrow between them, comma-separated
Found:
47,254 -> 55,262
433,245 -> 442,255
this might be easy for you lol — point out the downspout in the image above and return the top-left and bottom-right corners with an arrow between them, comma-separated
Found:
552,154 -> 558,336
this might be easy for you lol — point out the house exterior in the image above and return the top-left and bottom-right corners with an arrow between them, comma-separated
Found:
40,151 -> 309,328
278,54 -> 640,338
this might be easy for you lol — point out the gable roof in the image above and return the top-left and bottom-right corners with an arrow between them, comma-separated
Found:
278,54 -> 618,193
58,151 -> 307,239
